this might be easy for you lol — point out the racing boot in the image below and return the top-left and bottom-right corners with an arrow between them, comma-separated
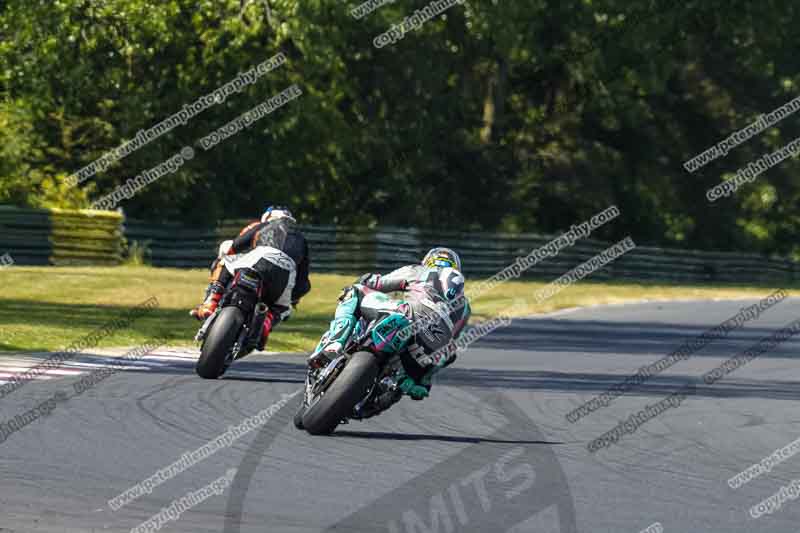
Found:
308,287 -> 359,369
257,310 -> 276,351
190,281 -> 224,320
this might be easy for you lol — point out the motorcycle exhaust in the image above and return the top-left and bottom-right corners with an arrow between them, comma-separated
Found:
250,302 -> 269,333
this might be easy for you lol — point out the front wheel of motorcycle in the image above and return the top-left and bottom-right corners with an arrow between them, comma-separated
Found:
293,403 -> 306,430
196,306 -> 245,379
302,351 -> 378,435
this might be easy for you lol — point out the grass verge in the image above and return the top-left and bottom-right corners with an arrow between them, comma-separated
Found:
0,265 -> 795,353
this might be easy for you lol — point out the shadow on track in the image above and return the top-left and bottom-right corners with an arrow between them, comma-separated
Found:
479,316 -> 800,358
331,429 -> 563,445
221,375 -> 303,385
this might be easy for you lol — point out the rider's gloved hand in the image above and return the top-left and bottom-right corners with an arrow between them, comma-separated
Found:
442,340 -> 459,367
398,376 -> 429,400
357,273 -> 379,288
336,286 -> 352,302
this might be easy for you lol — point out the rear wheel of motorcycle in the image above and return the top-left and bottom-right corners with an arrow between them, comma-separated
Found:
302,351 -> 378,435
196,307 -> 245,379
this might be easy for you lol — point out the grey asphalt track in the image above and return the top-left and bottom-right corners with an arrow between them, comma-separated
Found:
2,298 -> 800,532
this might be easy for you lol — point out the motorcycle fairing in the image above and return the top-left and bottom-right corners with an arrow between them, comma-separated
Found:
371,312 -> 411,354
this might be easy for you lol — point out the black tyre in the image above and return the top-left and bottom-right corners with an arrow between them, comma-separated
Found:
302,351 -> 378,435
293,402 -> 307,430
196,307 -> 245,379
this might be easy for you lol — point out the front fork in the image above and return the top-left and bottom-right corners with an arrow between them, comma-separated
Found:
195,310 -> 220,341
303,354 -> 348,409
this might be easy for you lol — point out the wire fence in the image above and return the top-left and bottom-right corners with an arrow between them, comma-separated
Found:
0,206 -> 797,283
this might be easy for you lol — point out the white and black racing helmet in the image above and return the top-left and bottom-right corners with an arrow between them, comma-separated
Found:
261,205 -> 295,223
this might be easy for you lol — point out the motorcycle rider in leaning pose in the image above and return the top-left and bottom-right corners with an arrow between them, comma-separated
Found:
309,247 -> 471,400
190,206 -> 311,351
